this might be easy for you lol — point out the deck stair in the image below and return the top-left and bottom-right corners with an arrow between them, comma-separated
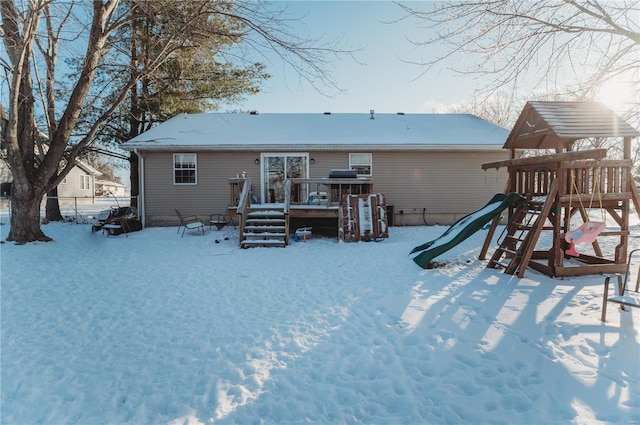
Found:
240,206 -> 288,248
488,180 -> 558,277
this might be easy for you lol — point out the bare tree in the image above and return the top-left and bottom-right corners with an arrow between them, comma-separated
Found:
399,1 -> 639,102
401,0 -> 639,177
0,0 -> 349,244
422,91 -> 517,128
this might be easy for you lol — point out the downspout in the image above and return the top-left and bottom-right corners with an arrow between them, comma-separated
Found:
134,149 -> 145,227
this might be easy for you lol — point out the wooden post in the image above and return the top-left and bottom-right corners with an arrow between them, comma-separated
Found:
479,177 -> 512,260
624,136 -> 631,160
629,169 -> 640,220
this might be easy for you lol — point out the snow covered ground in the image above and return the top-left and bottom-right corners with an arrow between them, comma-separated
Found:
1,202 -> 639,424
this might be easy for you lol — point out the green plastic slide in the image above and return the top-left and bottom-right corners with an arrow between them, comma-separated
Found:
410,192 -> 525,268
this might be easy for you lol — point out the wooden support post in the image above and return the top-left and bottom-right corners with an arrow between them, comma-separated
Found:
479,214 -> 501,261
629,169 -> 640,221
479,177 -> 512,260
517,179 -> 559,278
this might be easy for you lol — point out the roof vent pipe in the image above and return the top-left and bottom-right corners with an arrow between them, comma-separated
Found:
370,109 -> 375,119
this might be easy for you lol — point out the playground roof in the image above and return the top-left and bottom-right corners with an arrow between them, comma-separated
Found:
503,101 -> 639,151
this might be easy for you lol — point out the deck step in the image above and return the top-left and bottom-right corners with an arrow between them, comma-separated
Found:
241,239 -> 286,247
244,225 -> 286,231
243,232 -> 287,238
244,225 -> 286,230
240,205 -> 288,248
246,218 -> 285,224
248,210 -> 285,217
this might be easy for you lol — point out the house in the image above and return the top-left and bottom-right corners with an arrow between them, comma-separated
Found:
56,160 -> 102,203
95,179 -> 129,198
0,158 -> 101,204
120,112 -> 513,230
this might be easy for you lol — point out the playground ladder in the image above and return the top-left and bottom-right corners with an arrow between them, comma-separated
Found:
488,180 -> 559,277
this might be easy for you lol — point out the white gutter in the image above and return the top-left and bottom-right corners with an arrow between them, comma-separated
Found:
135,149 -> 145,228
121,144 -> 506,153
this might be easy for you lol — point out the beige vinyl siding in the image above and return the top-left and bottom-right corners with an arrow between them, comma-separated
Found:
306,150 -> 509,224
144,150 -> 357,225
0,161 -> 11,184
56,166 -> 95,202
141,149 -> 509,226
304,150 -> 509,215
370,151 -> 509,224
1,161 -> 96,204
144,151 -> 260,225
307,152 -> 351,178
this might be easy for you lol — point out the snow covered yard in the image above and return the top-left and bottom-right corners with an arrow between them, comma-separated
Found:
1,207 -> 639,424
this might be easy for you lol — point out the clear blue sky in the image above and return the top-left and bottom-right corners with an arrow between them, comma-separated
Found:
235,1 -> 488,114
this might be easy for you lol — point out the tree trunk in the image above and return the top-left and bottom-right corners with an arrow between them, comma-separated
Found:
6,182 -> 51,243
45,186 -> 64,222
129,152 -> 139,209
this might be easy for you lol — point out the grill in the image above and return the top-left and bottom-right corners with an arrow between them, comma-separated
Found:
329,169 -> 357,179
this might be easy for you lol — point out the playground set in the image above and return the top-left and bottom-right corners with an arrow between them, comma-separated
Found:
411,101 -> 640,279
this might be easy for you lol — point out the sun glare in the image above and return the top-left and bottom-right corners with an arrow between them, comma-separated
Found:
597,79 -> 634,111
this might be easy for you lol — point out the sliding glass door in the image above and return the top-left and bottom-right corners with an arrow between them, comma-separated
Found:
262,153 -> 308,203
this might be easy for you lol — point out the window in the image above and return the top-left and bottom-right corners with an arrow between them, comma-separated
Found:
80,175 -> 90,190
174,153 -> 197,185
261,153 -> 309,203
349,153 -> 372,176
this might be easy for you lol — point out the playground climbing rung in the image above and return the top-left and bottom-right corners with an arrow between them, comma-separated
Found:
490,202 -> 546,273
488,180 -> 559,277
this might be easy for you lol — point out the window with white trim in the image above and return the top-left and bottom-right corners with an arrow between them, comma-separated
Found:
349,153 -> 372,176
80,175 -> 90,190
174,153 -> 197,185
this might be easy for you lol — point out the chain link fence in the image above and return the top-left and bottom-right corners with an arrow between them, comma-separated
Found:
0,196 -> 137,225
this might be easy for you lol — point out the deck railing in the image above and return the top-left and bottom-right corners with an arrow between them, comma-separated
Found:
287,177 -> 374,208
509,159 -> 632,203
236,178 -> 251,246
283,180 -> 291,244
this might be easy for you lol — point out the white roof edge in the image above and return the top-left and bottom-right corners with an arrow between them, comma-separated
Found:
74,159 -> 102,176
121,144 -> 505,152
95,179 -> 127,187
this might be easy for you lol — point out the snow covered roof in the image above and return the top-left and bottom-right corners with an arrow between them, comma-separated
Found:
504,101 -> 639,150
95,179 -> 126,188
74,159 -> 102,176
120,112 -> 509,151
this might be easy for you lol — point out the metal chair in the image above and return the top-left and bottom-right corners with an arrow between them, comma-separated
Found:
175,209 -> 205,237
602,248 -> 640,322
210,205 -> 237,230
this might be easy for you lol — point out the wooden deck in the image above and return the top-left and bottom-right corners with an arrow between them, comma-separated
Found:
288,177 -> 374,220
233,177 -> 379,244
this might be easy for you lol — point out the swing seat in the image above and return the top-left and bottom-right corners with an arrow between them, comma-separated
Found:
566,242 -> 580,257
565,221 -> 606,244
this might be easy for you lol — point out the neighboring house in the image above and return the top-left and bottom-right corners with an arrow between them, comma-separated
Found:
121,112 -> 514,228
0,158 -> 102,204
95,180 -> 129,197
0,160 -> 12,198
56,160 -> 102,203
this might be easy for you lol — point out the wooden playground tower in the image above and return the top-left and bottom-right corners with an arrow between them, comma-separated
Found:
480,101 -> 640,278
